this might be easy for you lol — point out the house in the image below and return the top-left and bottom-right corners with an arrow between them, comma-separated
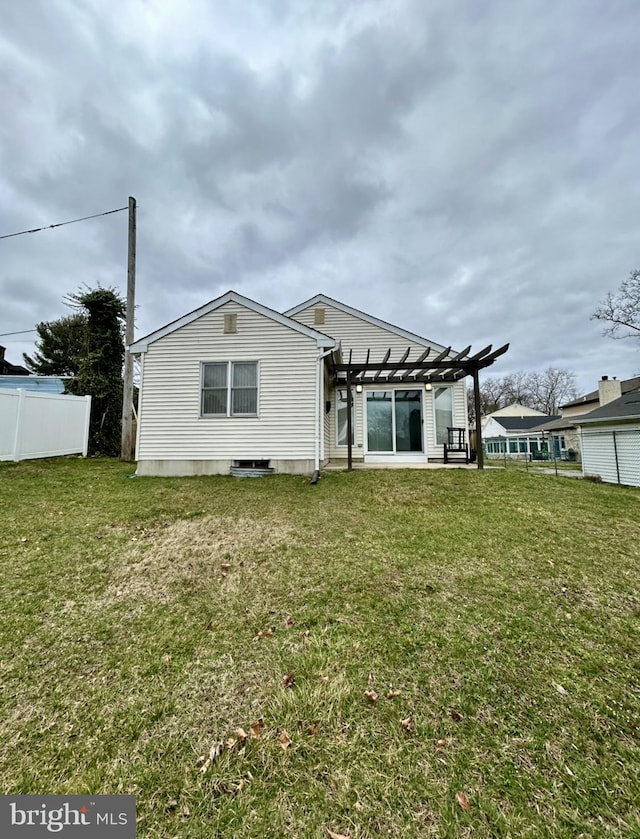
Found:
0,375 -> 67,394
128,291 -> 508,476
578,391 -> 640,487
482,410 -> 560,459
0,345 -> 30,376
480,403 -> 546,428
533,375 -> 640,460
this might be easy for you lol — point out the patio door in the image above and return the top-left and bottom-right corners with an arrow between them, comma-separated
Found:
365,390 -> 424,457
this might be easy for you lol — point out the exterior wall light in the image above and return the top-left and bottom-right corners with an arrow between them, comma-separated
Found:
424,383 -> 432,391
355,384 -> 363,393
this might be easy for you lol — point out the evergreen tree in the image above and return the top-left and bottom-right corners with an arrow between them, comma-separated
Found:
65,288 -> 126,457
23,313 -> 88,376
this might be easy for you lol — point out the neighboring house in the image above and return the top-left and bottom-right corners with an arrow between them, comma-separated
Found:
578,391 -> 640,487
0,375 -> 67,394
129,290 -> 507,476
534,375 -> 640,460
480,403 -> 545,428
482,412 -> 560,459
0,345 -> 29,376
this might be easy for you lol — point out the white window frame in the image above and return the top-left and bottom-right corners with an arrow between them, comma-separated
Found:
335,388 -> 356,447
364,388 -> 424,455
201,361 -> 259,417
432,384 -> 455,447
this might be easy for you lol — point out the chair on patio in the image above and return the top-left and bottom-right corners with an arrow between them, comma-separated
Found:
444,427 -> 469,464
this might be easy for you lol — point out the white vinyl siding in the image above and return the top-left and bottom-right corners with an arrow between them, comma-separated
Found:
290,303 -> 466,460
137,301 -> 318,461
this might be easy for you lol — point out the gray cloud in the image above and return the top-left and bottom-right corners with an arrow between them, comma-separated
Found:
1,0 -> 639,393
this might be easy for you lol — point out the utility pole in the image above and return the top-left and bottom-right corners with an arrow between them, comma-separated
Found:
120,196 -> 136,461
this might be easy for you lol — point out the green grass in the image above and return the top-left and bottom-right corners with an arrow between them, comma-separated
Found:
1,459 -> 639,838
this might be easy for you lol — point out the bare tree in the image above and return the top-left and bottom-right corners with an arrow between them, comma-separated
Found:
592,269 -> 640,340
468,367 -> 577,422
527,368 -> 578,414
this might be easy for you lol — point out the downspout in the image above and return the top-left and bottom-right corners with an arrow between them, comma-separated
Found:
311,344 -> 337,484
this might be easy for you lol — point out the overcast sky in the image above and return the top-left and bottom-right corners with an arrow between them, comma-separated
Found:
1,0 -> 639,394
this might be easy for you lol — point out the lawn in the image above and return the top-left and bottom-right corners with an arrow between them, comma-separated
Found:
0,459 -> 638,838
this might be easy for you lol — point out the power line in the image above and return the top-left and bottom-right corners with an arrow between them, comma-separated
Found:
0,329 -> 38,337
0,206 -> 128,241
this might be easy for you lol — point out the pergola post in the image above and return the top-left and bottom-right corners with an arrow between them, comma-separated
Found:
473,368 -> 484,470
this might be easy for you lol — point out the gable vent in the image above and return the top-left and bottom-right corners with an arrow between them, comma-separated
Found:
314,307 -> 325,325
224,313 -> 238,334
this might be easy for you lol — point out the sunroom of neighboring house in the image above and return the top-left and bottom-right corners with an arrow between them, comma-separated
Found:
482,414 -> 560,460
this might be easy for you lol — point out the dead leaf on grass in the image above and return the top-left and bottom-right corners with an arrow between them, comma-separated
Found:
386,689 -> 400,699
554,683 -> 568,696
235,727 -> 248,742
253,628 -> 274,642
279,730 -> 292,750
283,616 -> 294,628
250,719 -> 264,739
181,805 -> 190,818
161,653 -> 171,663
436,737 -> 451,749
400,717 -> 413,732
220,562 -> 231,570
199,741 -> 223,773
456,791 -> 471,812
306,724 -> 319,735
364,689 -> 379,703
449,709 -> 464,721
283,672 -> 296,689
226,738 -> 238,750
327,830 -> 351,839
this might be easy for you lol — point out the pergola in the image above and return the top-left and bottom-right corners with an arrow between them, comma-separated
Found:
330,342 -> 510,470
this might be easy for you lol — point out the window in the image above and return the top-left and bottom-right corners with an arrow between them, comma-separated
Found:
202,362 -> 258,416
434,386 -> 453,445
336,389 -> 355,446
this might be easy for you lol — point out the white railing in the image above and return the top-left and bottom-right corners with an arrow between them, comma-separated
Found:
0,389 -> 92,462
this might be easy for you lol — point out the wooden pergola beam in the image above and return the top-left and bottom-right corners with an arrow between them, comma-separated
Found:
331,342 -> 509,472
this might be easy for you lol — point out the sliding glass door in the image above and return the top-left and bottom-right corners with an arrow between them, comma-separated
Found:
366,390 -> 423,454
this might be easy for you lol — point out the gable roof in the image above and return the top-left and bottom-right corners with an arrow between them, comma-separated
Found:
561,374 -> 640,409
530,415 -> 582,432
490,415 -> 560,432
284,293 -> 450,354
577,391 -> 640,424
129,290 -> 339,354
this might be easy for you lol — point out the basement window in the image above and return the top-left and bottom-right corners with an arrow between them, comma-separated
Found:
234,460 -> 270,469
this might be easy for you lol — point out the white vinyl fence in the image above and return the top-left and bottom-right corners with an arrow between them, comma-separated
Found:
0,389 -> 91,462
581,425 -> 640,488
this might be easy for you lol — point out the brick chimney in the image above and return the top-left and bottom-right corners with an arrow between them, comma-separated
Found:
0,345 -> 5,361
598,375 -> 622,406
